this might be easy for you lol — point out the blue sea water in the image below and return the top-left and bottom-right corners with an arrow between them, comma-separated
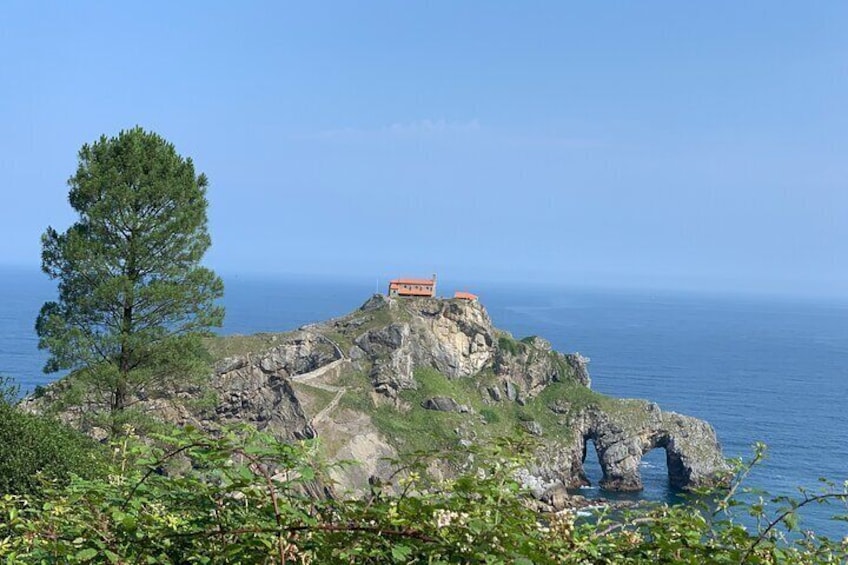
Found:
1,267 -> 846,539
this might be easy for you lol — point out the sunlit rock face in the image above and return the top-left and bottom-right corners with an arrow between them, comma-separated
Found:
566,404 -> 730,492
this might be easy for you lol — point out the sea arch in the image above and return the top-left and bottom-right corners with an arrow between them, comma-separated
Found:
574,404 -> 729,492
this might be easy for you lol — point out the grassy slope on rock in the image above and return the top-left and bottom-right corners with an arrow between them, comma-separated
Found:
202,333 -> 289,360
199,298 -> 658,459
339,364 -> 629,456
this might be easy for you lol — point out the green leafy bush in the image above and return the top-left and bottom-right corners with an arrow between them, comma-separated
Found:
0,376 -> 105,495
0,425 -> 845,563
498,335 -> 527,356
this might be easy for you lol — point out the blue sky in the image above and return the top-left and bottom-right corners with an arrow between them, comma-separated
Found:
1,2 -> 846,296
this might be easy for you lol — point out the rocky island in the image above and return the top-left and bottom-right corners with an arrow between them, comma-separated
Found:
25,294 -> 729,509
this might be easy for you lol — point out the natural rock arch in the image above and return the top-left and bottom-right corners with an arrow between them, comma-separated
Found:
573,404 -> 729,492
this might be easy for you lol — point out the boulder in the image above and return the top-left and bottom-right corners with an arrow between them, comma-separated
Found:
522,420 -> 544,436
421,396 -> 468,413
540,484 -> 572,511
505,381 -> 518,401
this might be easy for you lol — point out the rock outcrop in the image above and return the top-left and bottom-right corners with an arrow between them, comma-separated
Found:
572,404 -> 728,491
23,294 -> 730,501
352,298 -> 496,396
350,297 -> 590,401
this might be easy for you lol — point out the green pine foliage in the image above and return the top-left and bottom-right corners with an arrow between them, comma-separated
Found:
35,127 -> 224,425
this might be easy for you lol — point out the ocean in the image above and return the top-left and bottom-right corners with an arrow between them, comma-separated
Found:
2,267 -> 846,539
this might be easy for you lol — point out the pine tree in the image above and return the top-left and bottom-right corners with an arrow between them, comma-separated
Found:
36,127 -> 224,425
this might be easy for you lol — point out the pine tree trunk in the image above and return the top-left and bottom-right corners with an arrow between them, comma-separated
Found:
114,285 -> 134,415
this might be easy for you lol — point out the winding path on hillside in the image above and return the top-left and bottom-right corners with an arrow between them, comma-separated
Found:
289,333 -> 349,425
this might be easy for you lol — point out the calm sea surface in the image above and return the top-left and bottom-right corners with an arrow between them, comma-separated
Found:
2,267 -> 846,538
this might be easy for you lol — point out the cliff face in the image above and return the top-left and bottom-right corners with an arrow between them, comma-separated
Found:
351,295 -> 588,399
24,295 -> 730,505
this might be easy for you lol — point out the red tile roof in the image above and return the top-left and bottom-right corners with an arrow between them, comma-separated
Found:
390,278 -> 435,286
454,291 -> 478,300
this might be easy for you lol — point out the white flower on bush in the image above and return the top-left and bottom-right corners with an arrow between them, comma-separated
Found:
433,509 -> 469,529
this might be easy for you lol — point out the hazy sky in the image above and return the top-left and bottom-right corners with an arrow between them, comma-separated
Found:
2,2 -> 846,296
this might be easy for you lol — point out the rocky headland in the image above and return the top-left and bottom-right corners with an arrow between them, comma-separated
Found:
24,294 -> 730,510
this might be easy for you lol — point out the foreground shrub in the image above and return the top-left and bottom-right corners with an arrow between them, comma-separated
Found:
0,426 -> 845,563
0,377 -> 105,495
